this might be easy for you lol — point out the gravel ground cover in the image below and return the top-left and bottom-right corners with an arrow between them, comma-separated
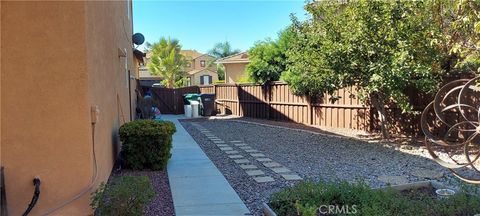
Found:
110,169 -> 175,216
180,118 -> 452,215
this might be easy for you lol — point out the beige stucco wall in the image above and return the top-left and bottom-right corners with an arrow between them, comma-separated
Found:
224,62 -> 249,83
190,70 -> 218,86
84,0 -> 135,207
1,1 -> 134,215
193,55 -> 216,71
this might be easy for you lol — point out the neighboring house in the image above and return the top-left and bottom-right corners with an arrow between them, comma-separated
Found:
2,1 -> 136,215
216,52 -> 250,84
181,50 -> 218,86
133,48 -> 146,73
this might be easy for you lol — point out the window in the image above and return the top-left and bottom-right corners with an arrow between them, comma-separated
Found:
200,60 -> 205,67
200,75 -> 212,85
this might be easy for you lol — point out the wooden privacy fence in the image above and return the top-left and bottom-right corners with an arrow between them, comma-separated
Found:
143,82 -> 440,135
200,83 -> 373,132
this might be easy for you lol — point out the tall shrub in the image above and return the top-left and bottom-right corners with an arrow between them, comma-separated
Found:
119,120 -> 176,170
247,28 -> 295,84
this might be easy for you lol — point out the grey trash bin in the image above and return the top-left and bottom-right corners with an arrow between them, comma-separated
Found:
199,94 -> 216,116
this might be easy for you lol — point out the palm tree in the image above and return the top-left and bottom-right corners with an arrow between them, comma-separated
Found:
147,37 -> 186,88
208,41 -> 241,80
209,41 -> 241,59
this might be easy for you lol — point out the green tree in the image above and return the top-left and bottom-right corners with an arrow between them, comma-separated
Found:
284,0 -> 444,138
208,41 -> 241,80
430,0 -> 480,74
247,28 -> 295,84
147,37 -> 187,88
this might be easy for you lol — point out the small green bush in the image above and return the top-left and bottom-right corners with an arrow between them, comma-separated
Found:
119,120 -> 176,170
91,176 -> 155,216
269,180 -> 480,216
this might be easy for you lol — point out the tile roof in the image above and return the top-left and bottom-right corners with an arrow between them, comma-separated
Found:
180,50 -> 204,59
215,52 -> 250,64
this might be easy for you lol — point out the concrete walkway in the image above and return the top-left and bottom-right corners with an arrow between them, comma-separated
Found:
163,115 -> 250,216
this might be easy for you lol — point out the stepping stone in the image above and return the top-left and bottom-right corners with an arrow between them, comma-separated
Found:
230,141 -> 243,143
250,153 -> 265,157
228,155 -> 244,159
216,144 -> 229,147
234,159 -> 250,164
253,176 -> 275,183
240,164 -> 258,169
234,143 -> 248,146
225,150 -> 239,154
263,162 -> 282,168
377,175 -> 409,185
281,174 -> 303,181
246,170 -> 265,176
239,146 -> 252,150
245,149 -> 259,153
220,147 -> 233,151
256,158 -> 272,162
411,169 -> 443,179
271,167 -> 291,174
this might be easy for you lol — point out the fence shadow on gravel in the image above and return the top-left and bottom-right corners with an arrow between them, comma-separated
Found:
145,78 -> 473,136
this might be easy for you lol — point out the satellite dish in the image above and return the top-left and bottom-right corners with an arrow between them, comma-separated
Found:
132,33 -> 145,45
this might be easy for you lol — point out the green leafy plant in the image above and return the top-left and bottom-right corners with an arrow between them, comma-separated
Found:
147,37 -> 187,88
247,27 -> 295,84
91,176 -> 155,216
269,180 -> 480,216
119,120 -> 176,170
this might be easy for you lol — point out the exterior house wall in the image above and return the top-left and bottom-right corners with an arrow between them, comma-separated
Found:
1,1 -> 134,215
185,58 -> 195,71
190,70 -> 219,86
193,55 -> 216,71
224,62 -> 249,83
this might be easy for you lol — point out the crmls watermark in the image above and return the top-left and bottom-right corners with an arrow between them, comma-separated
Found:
318,205 -> 358,214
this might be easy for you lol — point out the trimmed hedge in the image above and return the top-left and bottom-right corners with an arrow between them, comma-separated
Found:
119,120 -> 176,170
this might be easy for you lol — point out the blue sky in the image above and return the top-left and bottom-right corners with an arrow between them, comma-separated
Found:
133,0 -> 308,53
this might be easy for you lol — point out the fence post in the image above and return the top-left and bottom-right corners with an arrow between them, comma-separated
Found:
266,84 -> 271,120
214,85 -> 217,114
236,84 -> 241,116
307,95 -> 313,125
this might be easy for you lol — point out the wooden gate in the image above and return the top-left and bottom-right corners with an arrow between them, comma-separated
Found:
143,86 -> 200,114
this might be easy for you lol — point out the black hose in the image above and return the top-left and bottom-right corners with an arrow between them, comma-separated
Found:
22,178 -> 41,216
